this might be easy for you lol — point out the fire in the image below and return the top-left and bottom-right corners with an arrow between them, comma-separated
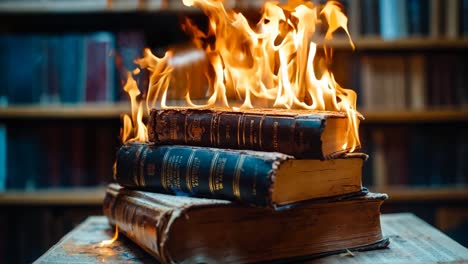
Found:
121,0 -> 361,151
99,225 -> 119,247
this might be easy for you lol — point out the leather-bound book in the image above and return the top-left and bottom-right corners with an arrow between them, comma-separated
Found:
115,143 -> 367,208
103,184 -> 389,264
148,108 -> 361,159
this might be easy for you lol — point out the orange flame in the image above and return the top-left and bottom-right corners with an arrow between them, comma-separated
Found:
121,0 -> 361,151
99,225 -> 119,247
120,72 -> 148,143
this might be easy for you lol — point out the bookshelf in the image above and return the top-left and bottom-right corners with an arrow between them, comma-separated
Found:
0,187 -> 105,205
0,186 -> 466,206
330,37 -> 468,50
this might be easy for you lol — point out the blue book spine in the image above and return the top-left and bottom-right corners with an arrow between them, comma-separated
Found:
60,34 -> 86,103
43,35 -> 61,104
0,35 -> 9,106
380,0 -> 408,39
407,0 -> 420,35
408,127 -> 428,186
6,132 -> 20,189
0,124 -> 6,191
362,0 -> 380,35
7,36 -> 32,104
32,35 -> 49,103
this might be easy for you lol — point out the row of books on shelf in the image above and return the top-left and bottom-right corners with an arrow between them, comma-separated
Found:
0,123 -> 116,191
0,32 -> 123,105
350,53 -> 468,110
0,31 -> 209,106
346,0 -> 468,39
361,126 -> 468,187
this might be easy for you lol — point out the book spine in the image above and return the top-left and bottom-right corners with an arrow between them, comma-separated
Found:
115,143 -> 289,206
103,187 -> 166,263
148,109 -> 326,158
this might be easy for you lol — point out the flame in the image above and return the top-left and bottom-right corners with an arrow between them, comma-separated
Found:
120,72 -> 148,143
120,0 -> 361,151
99,225 -> 119,247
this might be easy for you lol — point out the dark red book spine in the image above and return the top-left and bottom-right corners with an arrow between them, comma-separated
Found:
148,109 -> 335,159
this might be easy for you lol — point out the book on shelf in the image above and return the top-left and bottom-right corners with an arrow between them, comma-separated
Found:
115,143 -> 367,208
6,129 -> 40,190
446,0 -> 461,38
360,0 -> 380,36
379,0 -> 408,40
148,108 -> 359,159
349,0 -> 465,38
0,125 -> 5,192
357,53 -> 468,111
41,35 -> 60,104
59,34 -> 87,104
0,32 -> 118,105
103,183 -> 389,264
408,54 -> 426,110
85,32 -> 115,103
407,0 -> 429,36
39,125 -> 62,187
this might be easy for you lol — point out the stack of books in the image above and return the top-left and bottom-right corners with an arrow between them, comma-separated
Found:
104,108 -> 389,263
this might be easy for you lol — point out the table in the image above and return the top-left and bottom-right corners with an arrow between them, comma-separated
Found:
35,213 -> 468,263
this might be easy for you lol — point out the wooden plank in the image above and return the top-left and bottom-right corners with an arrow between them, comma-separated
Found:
362,109 -> 468,123
0,186 -> 465,206
1,104 -> 468,122
374,187 -> 468,202
327,37 -> 468,50
0,103 -> 129,119
0,187 -> 105,205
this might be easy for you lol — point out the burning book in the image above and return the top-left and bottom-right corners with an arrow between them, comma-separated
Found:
104,0 -> 389,263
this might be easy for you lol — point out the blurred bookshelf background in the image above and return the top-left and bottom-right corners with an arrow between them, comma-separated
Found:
0,0 -> 468,263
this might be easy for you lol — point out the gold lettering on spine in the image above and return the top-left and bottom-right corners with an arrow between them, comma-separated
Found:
166,155 -> 183,190
273,121 -> 279,151
132,145 -> 145,187
208,152 -> 220,194
210,113 -> 216,145
216,114 -> 222,146
160,148 -> 171,191
214,158 -> 226,191
139,147 -> 149,187
185,149 -> 196,193
169,117 -> 178,140
191,157 -> 200,189
233,155 -> 246,199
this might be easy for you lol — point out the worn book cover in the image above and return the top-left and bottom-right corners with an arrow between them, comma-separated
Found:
148,108 -> 361,159
115,143 -> 367,208
103,184 -> 389,264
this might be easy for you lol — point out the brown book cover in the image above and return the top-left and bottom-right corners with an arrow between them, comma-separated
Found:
103,184 -> 389,264
115,143 -> 367,208
148,108 -> 361,159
